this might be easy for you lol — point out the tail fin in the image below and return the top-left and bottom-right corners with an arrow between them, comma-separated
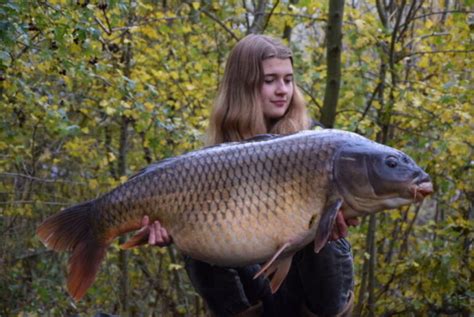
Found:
36,201 -> 107,301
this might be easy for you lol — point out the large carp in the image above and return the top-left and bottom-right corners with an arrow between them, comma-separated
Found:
37,129 -> 432,300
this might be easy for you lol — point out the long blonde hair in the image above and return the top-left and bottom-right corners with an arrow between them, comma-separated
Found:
207,34 -> 310,145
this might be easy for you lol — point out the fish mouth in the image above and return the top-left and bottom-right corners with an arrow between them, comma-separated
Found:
409,177 -> 433,202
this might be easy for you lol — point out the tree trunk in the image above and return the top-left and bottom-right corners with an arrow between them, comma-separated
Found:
283,0 -> 299,41
118,1 -> 135,313
367,214 -> 377,317
118,117 -> 130,315
248,0 -> 268,34
320,0 -> 345,128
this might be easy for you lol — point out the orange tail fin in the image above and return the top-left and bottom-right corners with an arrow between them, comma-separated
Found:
36,201 -> 107,301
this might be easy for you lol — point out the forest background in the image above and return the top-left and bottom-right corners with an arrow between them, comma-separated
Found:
0,0 -> 472,316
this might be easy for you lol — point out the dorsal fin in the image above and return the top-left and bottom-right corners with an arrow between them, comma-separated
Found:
127,157 -> 177,181
200,133 -> 282,151
243,134 -> 280,142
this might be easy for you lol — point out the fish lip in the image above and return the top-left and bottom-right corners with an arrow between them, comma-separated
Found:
409,180 -> 433,201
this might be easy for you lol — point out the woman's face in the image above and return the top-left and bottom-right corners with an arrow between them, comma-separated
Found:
260,58 -> 294,120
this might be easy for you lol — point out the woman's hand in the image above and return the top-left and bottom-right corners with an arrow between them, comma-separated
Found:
121,215 -> 172,249
141,215 -> 172,246
329,211 -> 360,241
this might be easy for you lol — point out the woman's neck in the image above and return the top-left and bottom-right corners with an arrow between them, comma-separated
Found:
265,117 -> 276,132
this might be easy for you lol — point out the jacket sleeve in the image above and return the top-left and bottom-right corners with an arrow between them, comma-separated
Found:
184,256 -> 270,316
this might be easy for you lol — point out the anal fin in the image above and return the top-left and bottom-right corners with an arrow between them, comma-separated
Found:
268,257 -> 292,293
120,227 -> 150,249
253,242 -> 294,293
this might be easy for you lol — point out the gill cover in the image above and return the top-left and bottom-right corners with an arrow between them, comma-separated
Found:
333,144 -> 374,201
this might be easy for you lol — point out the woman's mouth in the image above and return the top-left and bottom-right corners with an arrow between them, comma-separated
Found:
271,100 -> 287,107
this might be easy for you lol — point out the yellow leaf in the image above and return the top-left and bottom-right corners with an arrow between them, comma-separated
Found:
144,102 -> 155,112
120,176 -> 128,184
170,71 -> 179,80
121,100 -> 131,109
440,111 -> 453,123
448,142 -> 468,156
418,56 -> 430,68
354,19 -> 366,30
182,25 -> 192,33
108,152 -> 116,162
168,263 -> 183,271
89,179 -> 98,190
39,149 -> 52,162
105,106 -> 116,115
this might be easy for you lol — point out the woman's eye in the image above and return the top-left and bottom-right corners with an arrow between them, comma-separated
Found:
264,79 -> 274,84
385,158 -> 398,168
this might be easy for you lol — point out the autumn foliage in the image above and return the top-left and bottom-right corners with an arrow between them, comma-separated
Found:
0,1 -> 472,316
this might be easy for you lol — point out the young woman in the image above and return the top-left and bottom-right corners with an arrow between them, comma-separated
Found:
136,34 -> 355,317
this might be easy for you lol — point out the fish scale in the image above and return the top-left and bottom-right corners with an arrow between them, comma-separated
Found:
37,129 -> 433,300
115,136 -> 320,256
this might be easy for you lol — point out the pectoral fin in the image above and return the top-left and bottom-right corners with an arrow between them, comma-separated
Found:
253,242 -> 293,293
314,198 -> 343,253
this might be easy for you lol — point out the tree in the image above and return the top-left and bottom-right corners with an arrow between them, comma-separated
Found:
320,0 -> 345,128
0,1 -> 471,315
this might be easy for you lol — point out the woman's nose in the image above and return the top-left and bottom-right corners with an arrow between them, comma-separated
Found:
275,80 -> 288,94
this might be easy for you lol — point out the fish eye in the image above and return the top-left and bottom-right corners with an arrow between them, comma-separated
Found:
385,157 -> 398,168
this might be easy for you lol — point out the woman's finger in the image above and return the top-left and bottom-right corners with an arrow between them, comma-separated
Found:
141,215 -> 150,227
159,227 -> 169,245
347,218 -> 360,227
149,221 -> 156,245
336,212 -> 348,238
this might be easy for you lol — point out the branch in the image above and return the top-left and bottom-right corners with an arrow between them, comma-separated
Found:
242,0 -> 250,30
400,203 -> 423,255
13,32 -> 41,60
261,0 -> 280,33
388,0 -> 405,73
273,12 -> 326,21
402,49 -> 474,58
94,16 -> 112,35
0,200 -> 71,206
0,172 -> 86,185
101,5 -> 113,33
298,84 -> 322,110
354,81 -> 382,133
396,0 -> 423,43
200,8 -> 240,41
375,0 -> 388,28
398,10 -> 474,28
403,31 -> 450,49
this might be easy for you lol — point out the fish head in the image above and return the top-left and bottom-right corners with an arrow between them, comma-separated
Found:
334,143 -> 433,216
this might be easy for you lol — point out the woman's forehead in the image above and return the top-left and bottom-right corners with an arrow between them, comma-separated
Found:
262,58 -> 293,75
